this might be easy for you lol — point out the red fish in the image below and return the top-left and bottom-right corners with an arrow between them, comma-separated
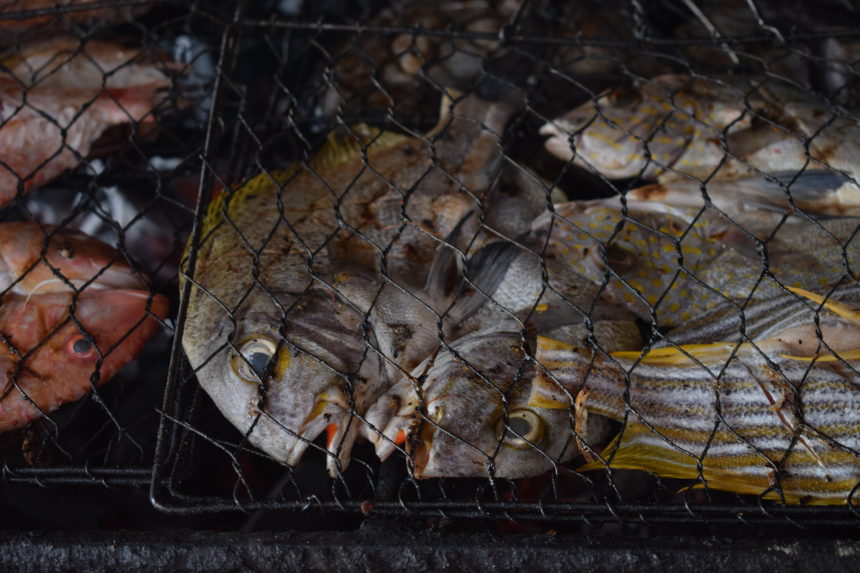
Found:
0,288 -> 169,431
0,36 -> 174,207
0,221 -> 146,296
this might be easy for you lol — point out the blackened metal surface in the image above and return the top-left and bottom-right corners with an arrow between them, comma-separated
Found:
0,530 -> 858,572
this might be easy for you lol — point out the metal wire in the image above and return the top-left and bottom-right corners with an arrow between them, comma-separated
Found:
0,0 -> 856,531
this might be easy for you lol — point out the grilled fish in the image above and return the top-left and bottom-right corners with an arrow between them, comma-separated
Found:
364,329 -> 585,479
0,288 -> 168,432
531,196 -> 860,329
531,317 -> 860,504
540,74 -> 860,212
0,36 -> 174,208
0,221 -> 146,296
182,94 -> 523,475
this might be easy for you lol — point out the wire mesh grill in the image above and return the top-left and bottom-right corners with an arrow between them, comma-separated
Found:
0,0 -> 222,486
148,0 -> 860,526
2,0 -> 859,530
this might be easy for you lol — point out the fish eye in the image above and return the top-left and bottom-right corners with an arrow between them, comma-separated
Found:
67,334 -> 96,358
496,409 -> 545,450
232,337 -> 278,383
606,87 -> 642,108
604,243 -> 638,273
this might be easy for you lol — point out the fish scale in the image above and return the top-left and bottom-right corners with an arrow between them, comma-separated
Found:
533,197 -> 860,329
531,330 -> 860,504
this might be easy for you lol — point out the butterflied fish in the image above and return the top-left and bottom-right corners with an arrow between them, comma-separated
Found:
531,196 -> 859,329
182,94 -> 521,475
0,36 -> 175,208
540,74 -> 860,206
0,288 -> 168,432
531,300 -> 860,504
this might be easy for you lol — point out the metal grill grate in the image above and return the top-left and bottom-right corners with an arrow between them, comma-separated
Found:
0,0 -> 217,487
2,0 -> 860,532
148,0 -> 860,528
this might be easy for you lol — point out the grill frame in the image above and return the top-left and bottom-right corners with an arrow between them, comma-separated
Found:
150,0 -> 860,524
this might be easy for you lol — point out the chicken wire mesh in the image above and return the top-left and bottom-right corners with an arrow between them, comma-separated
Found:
2,0 -> 859,531
139,0 -> 860,529
0,0 -> 223,486
144,0 -> 860,527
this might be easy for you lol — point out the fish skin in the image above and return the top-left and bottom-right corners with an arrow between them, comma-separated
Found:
532,196 -> 860,329
364,329 -> 583,479
182,95 -> 520,474
541,74 -> 860,198
0,288 -> 168,432
361,217 -> 643,473
541,75 -> 757,180
0,221 -> 145,296
532,332 -> 860,504
0,36 -> 173,208
660,283 -> 860,351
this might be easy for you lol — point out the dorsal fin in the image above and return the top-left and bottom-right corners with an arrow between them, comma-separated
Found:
309,124 -> 409,172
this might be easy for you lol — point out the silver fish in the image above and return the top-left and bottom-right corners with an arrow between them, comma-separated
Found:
182,94 -> 526,475
541,74 -> 860,214
364,329 -> 586,479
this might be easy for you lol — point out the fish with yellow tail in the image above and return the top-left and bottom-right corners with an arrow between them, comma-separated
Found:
530,288 -> 860,504
182,92 -> 531,476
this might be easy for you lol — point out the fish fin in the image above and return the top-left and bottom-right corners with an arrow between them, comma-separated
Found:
325,419 -> 359,478
425,88 -> 464,139
448,240 -> 524,323
196,168 -> 297,246
634,170 -> 857,216
310,124 -> 409,172
786,286 -> 860,322
612,342 -> 737,366
422,211 -> 476,306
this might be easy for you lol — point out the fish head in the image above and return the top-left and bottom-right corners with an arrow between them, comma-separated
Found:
364,330 -> 576,479
0,288 -> 168,431
184,284 -> 387,476
0,223 -> 145,296
540,76 -> 747,179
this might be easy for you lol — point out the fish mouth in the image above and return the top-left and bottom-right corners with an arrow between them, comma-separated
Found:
273,385 -> 359,477
363,384 -> 421,461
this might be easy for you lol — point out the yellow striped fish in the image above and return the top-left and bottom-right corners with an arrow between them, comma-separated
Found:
530,289 -> 860,504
